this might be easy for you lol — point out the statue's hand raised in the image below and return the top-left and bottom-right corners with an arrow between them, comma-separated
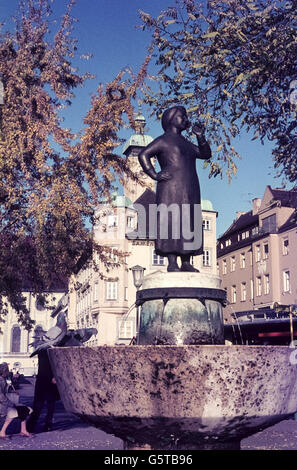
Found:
156,170 -> 171,181
192,122 -> 205,138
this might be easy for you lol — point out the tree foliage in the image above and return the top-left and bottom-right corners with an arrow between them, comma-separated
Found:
0,0 -> 149,329
139,0 -> 297,182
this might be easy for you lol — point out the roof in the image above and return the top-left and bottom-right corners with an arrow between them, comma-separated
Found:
278,209 -> 297,233
123,133 -> 153,154
134,188 -> 156,207
112,193 -> 134,209
268,186 -> 297,208
201,199 -> 214,212
218,210 -> 258,240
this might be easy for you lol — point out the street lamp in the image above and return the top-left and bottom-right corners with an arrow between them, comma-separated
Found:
130,265 -> 146,290
130,265 -> 146,343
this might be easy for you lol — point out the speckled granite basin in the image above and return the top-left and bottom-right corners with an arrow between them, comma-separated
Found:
48,345 -> 297,450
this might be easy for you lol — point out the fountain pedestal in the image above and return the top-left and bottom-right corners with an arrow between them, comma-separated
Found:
137,271 -> 226,345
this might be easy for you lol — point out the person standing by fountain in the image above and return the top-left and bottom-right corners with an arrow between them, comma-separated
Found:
138,106 -> 211,272
27,349 -> 60,433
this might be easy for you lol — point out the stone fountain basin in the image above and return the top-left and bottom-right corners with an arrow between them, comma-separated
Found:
48,345 -> 297,449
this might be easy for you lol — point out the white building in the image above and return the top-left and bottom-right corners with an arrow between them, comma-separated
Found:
0,290 -> 65,376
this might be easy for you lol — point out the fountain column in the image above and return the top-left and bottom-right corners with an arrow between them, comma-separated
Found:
137,271 -> 226,345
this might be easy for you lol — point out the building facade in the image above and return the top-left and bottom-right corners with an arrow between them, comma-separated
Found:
217,186 -> 297,322
0,290 -> 65,375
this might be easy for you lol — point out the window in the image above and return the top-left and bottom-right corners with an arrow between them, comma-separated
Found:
240,253 -> 246,269
231,285 -> 237,303
241,282 -> 247,301
127,216 -> 135,229
93,281 -> 99,302
152,250 -> 165,266
11,326 -> 21,353
225,239 -> 231,247
107,214 -> 118,227
230,256 -> 236,272
241,230 -> 249,240
203,219 -> 211,231
106,281 -> 118,300
222,259 -> 227,275
252,226 -> 259,236
283,271 -> 290,293
256,245 -> 261,262
263,243 -> 269,259
282,238 -> 289,256
118,320 -> 134,339
124,287 -> 128,301
109,247 -> 119,263
264,274 -> 270,295
256,276 -> 262,296
203,249 -> 212,267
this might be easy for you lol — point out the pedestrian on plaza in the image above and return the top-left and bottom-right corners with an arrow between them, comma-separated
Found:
27,349 -> 60,433
0,362 -> 33,439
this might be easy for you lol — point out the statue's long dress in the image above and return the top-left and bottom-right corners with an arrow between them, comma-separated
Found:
155,137 -> 203,256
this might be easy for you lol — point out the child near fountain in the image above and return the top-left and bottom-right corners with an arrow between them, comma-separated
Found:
0,362 -> 33,438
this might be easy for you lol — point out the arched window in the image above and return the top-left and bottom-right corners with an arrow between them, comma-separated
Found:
11,326 -> 21,353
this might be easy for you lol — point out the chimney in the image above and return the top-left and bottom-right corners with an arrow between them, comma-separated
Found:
252,198 -> 261,215
236,211 -> 246,219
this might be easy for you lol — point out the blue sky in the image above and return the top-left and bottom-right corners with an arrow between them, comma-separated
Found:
0,0 -> 286,237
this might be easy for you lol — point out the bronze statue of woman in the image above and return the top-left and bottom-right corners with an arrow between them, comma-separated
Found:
138,106 -> 211,272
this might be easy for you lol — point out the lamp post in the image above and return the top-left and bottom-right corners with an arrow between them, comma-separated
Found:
130,265 -> 146,343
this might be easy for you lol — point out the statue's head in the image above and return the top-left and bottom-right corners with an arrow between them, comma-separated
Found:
161,106 -> 189,131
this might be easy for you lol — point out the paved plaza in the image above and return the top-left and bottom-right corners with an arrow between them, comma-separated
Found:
1,378 -> 297,451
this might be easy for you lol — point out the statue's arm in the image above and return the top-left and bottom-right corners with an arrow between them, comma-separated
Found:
196,135 -> 212,160
192,123 -> 212,160
138,140 -> 160,181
